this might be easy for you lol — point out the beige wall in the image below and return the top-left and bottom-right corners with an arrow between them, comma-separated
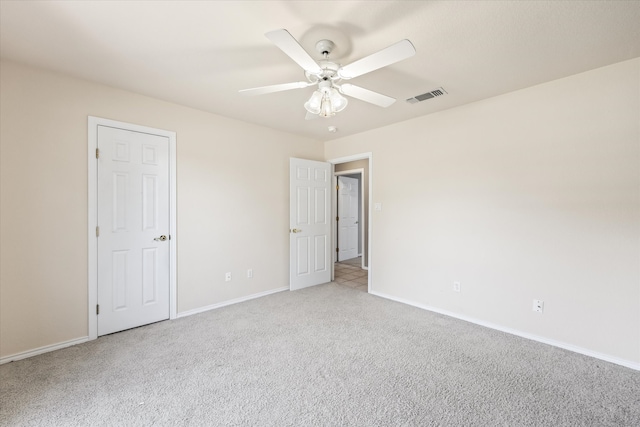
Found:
0,61 -> 323,358
2,57 -> 639,367
335,160 -> 369,267
325,58 -> 640,365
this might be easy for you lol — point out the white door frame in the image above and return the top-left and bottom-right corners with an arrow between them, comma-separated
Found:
329,153 -> 372,291
87,116 -> 177,340
335,169 -> 365,266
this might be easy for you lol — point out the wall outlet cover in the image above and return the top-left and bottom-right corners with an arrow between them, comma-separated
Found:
533,299 -> 544,313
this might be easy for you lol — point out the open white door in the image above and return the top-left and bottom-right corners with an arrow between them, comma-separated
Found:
290,158 -> 331,290
337,175 -> 359,261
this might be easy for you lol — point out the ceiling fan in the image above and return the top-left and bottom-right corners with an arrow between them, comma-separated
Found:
239,29 -> 416,118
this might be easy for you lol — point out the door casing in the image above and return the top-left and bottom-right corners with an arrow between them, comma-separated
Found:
88,116 -> 177,340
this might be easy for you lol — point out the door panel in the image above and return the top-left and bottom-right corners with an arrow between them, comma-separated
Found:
338,176 -> 359,261
314,235 -> 327,271
97,125 -> 170,336
290,158 -> 331,290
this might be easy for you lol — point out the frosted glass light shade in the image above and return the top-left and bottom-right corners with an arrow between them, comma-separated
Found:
305,86 -> 348,117
304,91 -> 323,114
319,96 -> 335,117
329,89 -> 348,112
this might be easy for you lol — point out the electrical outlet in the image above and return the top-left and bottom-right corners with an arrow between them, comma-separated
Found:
453,281 -> 461,292
225,272 -> 232,282
533,299 -> 544,313
247,269 -> 253,278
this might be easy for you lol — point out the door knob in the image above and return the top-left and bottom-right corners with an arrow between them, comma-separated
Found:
290,229 -> 302,233
154,235 -> 168,241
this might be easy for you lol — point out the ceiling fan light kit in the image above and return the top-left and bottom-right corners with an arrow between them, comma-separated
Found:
240,29 -> 416,119
304,79 -> 348,117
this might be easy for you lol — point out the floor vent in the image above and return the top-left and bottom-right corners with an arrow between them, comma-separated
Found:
406,87 -> 447,104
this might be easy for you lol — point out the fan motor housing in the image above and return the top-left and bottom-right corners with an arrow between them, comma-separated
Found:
315,39 -> 335,56
305,60 -> 340,83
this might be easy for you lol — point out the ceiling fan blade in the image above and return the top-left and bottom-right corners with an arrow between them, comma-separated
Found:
305,111 -> 319,120
340,84 -> 396,107
265,29 -> 323,75
338,39 -> 416,79
239,81 -> 313,96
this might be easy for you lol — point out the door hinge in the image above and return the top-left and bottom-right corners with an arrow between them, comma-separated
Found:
96,304 -> 100,315
96,148 -> 100,159
336,216 -> 339,221
96,226 -> 100,237
336,184 -> 339,190
336,247 -> 339,252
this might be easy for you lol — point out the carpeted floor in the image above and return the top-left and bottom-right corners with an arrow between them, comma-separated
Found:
1,283 -> 639,426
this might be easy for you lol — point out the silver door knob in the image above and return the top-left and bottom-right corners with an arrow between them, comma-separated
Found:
154,235 -> 168,241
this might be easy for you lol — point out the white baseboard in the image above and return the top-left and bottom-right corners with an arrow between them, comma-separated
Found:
176,286 -> 289,319
0,336 -> 89,365
2,288 -> 289,364
370,290 -> 640,371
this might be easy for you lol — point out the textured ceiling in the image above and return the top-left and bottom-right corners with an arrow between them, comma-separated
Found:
1,1 -> 639,141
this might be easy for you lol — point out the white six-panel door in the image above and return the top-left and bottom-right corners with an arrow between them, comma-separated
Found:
290,158 -> 331,290
97,125 -> 170,336
338,175 -> 359,261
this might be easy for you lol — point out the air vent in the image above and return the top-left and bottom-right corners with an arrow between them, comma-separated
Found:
406,87 -> 447,104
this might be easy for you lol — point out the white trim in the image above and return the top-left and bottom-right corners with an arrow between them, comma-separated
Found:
331,165 -> 336,280
329,153 -> 373,293
0,336 -> 89,365
176,287 -> 289,319
329,152 -> 373,164
88,119 -> 98,340
88,116 -> 177,341
169,129 -> 177,320
334,168 -> 363,175
2,287 -> 286,364
370,290 -> 640,371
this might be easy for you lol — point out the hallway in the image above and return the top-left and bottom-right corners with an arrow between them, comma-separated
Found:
334,257 -> 368,292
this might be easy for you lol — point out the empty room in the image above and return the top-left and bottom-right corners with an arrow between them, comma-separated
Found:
1,1 -> 639,425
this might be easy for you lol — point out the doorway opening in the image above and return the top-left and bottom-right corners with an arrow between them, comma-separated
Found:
330,153 -> 372,292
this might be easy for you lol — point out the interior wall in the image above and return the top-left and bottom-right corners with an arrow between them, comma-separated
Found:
335,160 -> 369,267
325,58 -> 640,366
0,60 -> 323,359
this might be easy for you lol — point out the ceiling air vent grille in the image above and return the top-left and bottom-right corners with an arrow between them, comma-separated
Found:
406,87 -> 447,104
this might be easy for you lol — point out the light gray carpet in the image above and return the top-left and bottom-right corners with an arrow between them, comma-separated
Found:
1,283 -> 639,426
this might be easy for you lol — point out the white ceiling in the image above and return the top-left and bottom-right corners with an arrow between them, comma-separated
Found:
1,1 -> 639,141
